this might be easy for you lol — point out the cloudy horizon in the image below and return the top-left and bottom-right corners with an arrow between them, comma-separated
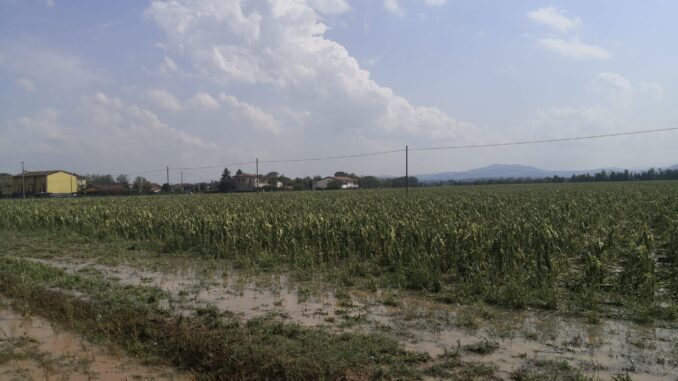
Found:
1,1 -> 676,183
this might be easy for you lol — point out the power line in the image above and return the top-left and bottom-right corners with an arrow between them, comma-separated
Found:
178,160 -> 257,171
259,148 -> 405,164
14,127 -> 675,182
125,168 -> 166,176
410,127 -> 678,152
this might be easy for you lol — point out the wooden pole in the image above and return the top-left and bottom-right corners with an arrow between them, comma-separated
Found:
21,161 -> 25,199
405,146 -> 409,196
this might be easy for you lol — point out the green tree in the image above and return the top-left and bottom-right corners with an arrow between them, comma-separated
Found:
219,168 -> 234,192
85,174 -> 114,185
116,174 -> 130,188
359,176 -> 381,189
132,176 -> 151,193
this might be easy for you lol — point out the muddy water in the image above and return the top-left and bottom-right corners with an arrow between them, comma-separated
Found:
0,297 -> 189,381
26,257 -> 678,381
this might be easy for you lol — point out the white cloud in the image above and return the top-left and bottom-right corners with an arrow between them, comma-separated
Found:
17,78 -> 35,92
589,73 -> 664,105
1,94 -> 216,173
0,40 -> 103,92
81,92 -> 216,152
187,92 -> 221,110
307,0 -> 350,15
424,0 -> 447,6
383,0 -> 405,17
638,81 -> 664,102
145,0 -> 478,151
8,108 -> 67,151
590,72 -> 633,105
362,57 -> 380,67
160,56 -> 178,74
537,38 -> 611,60
148,89 -> 183,111
532,106 -> 622,138
527,7 -> 581,33
218,93 -> 280,134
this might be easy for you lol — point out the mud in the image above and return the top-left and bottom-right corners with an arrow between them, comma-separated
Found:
25,257 -> 678,381
0,297 -> 189,380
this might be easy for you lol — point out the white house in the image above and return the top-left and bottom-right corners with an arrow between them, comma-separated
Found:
257,179 -> 283,189
313,176 -> 359,190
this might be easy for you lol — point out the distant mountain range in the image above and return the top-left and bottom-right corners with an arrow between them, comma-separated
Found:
417,164 -> 678,182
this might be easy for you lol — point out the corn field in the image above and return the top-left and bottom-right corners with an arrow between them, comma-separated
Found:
1,182 -> 677,314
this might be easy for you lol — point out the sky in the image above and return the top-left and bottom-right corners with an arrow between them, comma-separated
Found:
1,0 -> 676,182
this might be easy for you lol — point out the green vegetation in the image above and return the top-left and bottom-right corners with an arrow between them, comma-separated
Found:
0,257 -> 432,379
1,182 -> 676,319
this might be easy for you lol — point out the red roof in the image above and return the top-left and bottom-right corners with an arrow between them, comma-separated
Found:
329,176 -> 354,182
14,170 -> 82,178
86,184 -> 128,192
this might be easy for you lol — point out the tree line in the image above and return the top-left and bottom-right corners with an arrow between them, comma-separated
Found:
440,167 -> 678,186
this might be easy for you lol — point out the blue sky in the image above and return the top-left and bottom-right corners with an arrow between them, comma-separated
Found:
1,0 -> 676,181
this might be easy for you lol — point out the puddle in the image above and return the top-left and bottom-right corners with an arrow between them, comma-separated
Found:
0,296 -> 189,380
25,257 -> 678,381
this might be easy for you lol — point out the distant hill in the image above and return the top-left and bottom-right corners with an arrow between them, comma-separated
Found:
416,164 -> 676,182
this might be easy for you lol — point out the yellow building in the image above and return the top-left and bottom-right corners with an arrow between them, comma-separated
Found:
12,170 -> 83,195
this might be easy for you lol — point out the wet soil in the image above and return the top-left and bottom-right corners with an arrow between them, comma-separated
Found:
0,297 -> 190,381
22,257 -> 678,381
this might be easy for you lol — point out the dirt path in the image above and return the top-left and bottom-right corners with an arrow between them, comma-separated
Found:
0,296 -> 190,381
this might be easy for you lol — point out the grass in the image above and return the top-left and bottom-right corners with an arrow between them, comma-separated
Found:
0,256 -> 444,379
511,359 -> 592,381
463,339 -> 500,355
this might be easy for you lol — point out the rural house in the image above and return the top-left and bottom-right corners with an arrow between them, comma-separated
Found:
85,183 -> 128,195
257,179 -> 283,189
234,173 -> 258,191
313,176 -> 359,190
0,173 -> 12,196
13,170 -> 83,196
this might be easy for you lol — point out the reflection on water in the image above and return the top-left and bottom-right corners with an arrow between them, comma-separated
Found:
28,257 -> 678,381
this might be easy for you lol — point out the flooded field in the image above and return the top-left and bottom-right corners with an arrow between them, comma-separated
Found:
1,183 -> 677,379
0,297 -> 187,380
22,255 -> 678,381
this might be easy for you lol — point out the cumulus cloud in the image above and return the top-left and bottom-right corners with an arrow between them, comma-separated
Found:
424,0 -> 447,6
159,56 -> 178,74
219,93 -> 280,134
17,78 -> 35,92
533,106 -> 622,137
187,92 -> 221,110
638,81 -> 664,102
1,93 -> 217,171
537,38 -> 611,60
0,40 -> 103,92
307,0 -> 351,15
527,7 -> 581,33
148,89 -> 183,111
590,72 -> 633,105
145,0 -> 477,151
589,73 -> 664,105
85,92 -> 214,150
383,0 -> 405,17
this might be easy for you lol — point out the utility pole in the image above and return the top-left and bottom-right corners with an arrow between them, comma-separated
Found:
180,169 -> 184,194
21,161 -> 25,199
405,145 -> 409,196
256,158 -> 259,192
166,166 -> 170,189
